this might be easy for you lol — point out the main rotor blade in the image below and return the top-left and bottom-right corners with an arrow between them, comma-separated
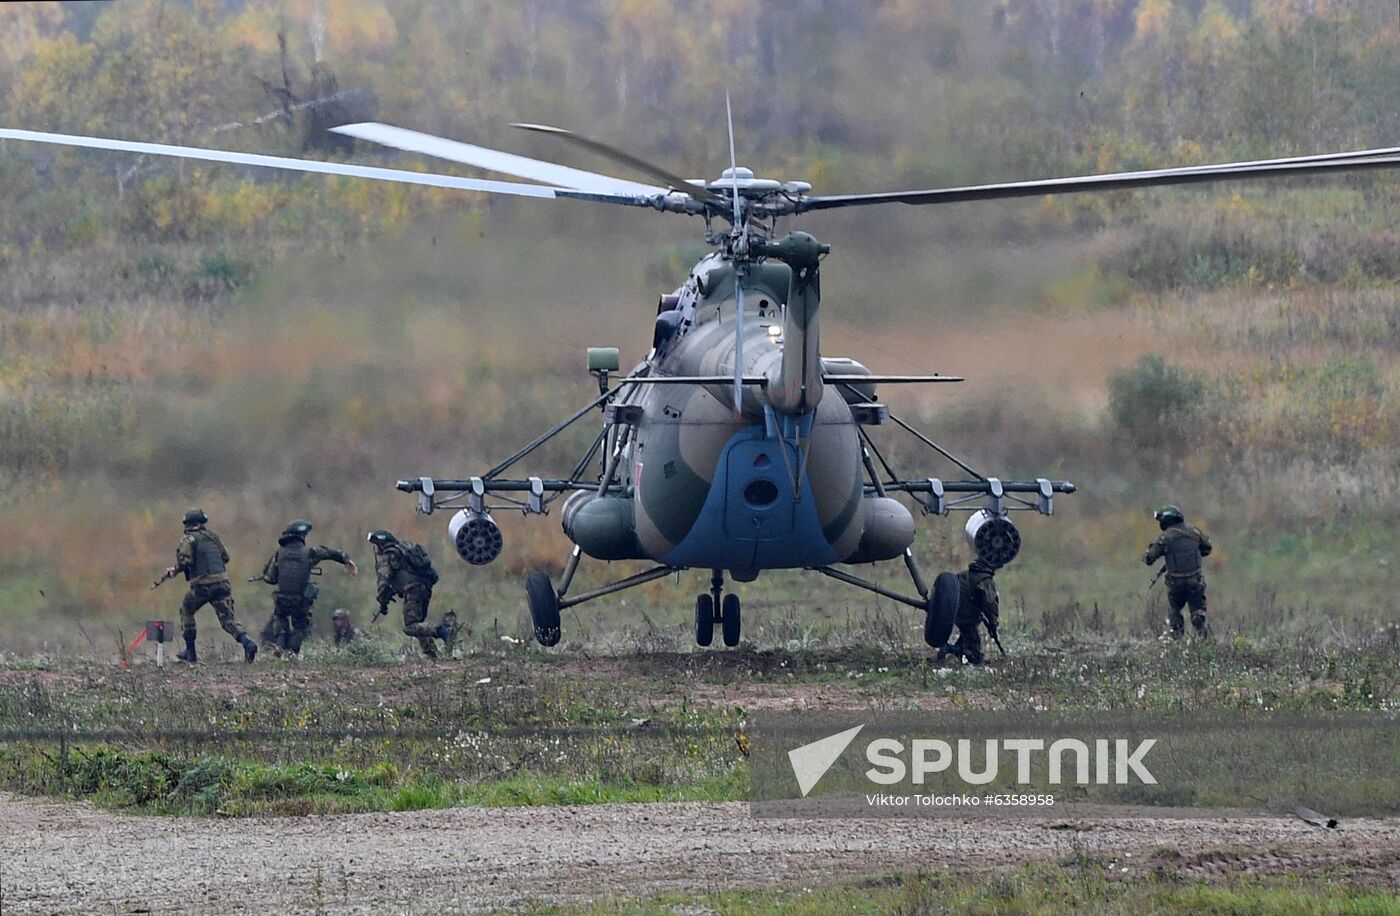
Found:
801,149 -> 1400,211
331,122 -> 666,196
513,122 -> 728,207
0,128 -> 565,198
0,128 -> 660,208
725,92 -> 743,223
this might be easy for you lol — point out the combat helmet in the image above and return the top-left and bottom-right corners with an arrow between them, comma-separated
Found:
280,519 -> 313,544
331,608 -> 350,621
367,529 -> 399,548
182,507 -> 208,526
1153,505 -> 1185,527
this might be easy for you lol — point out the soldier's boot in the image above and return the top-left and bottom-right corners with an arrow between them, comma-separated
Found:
274,633 -> 289,658
177,634 -> 198,664
418,638 -> 440,660
1168,611 -> 1185,640
240,634 -> 258,663
936,640 -> 963,662
435,621 -> 458,652
1191,613 -> 1210,639
287,633 -> 304,657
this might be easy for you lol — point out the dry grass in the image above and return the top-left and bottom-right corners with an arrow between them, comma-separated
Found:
1,190 -> 1396,651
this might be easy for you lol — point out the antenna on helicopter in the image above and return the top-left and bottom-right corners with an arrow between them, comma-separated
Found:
726,91 -> 746,418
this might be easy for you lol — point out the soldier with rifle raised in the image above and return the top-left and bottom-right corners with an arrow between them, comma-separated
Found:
154,507 -> 258,664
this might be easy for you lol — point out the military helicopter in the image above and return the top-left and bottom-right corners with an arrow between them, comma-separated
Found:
3,114 -> 1397,650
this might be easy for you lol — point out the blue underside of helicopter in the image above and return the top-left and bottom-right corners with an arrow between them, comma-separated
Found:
662,425 -> 839,576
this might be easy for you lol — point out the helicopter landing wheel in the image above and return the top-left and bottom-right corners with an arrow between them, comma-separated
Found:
721,593 -> 742,648
526,570 -> 561,647
695,594 -> 715,647
924,571 -> 960,649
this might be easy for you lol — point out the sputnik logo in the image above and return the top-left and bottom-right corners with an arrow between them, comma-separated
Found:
788,724 -> 864,797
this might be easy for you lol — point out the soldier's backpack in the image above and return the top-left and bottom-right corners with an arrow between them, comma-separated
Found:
398,541 -> 439,587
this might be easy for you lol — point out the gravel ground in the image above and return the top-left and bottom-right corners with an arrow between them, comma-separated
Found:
3,794 -> 1398,913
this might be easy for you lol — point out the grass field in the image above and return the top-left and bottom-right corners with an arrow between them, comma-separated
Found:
1,638 -> 1396,910
2,634 -> 1394,818
561,867 -> 1400,915
0,188 -> 1395,657
2,7 -> 1397,910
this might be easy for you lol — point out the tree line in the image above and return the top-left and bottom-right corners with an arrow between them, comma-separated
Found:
0,0 -> 1395,252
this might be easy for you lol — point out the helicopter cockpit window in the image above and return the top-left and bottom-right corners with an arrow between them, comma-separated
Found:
653,308 -> 683,352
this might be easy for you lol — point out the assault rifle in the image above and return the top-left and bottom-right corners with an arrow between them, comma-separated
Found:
1148,565 -> 1166,590
983,610 -> 1006,657
150,567 -> 179,590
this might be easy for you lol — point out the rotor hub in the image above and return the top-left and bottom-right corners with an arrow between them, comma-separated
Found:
707,166 -> 782,196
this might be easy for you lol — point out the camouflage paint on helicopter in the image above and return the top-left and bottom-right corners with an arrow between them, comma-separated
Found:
562,241 -> 907,580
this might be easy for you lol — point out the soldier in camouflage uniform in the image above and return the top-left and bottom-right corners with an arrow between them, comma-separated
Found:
253,520 -> 358,657
164,507 -> 257,663
367,529 -> 455,658
330,608 -> 358,646
1144,505 -> 1213,638
938,559 -> 1000,665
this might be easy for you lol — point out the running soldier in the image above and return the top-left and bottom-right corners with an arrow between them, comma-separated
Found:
164,507 -> 257,663
253,520 -> 357,657
1144,505 -> 1213,638
367,529 -> 455,658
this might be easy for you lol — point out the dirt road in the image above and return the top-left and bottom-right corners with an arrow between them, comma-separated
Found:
3,794 -> 1398,913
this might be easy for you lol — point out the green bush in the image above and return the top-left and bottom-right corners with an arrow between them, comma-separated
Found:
195,250 -> 255,293
1108,354 -> 1205,450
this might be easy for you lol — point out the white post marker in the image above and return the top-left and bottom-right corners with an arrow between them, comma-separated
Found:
146,619 -> 169,667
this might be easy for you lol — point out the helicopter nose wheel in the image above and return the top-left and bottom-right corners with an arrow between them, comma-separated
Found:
721,594 -> 742,648
695,594 -> 715,647
695,570 -> 741,648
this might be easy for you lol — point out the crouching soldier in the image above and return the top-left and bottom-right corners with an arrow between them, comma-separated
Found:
367,529 -> 455,658
330,608 -> 358,646
254,520 -> 358,657
938,559 -> 1000,665
164,507 -> 257,663
1144,505 -> 1213,638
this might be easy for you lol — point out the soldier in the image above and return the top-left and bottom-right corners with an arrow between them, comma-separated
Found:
253,520 -> 358,657
367,529 -> 455,658
938,559 -> 1000,665
1144,505 -> 1213,638
163,507 -> 257,664
330,608 -> 358,646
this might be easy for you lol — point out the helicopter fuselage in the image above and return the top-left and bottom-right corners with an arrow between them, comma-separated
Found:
561,250 -> 915,580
